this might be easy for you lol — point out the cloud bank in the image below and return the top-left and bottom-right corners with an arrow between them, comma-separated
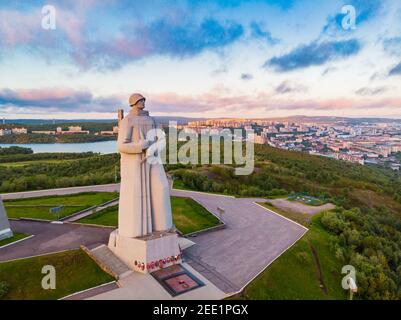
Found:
266,39 -> 362,72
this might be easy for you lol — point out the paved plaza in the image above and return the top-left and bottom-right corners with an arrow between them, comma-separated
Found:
0,220 -> 111,262
1,184 -> 307,296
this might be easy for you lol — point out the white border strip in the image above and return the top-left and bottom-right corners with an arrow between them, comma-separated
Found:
59,280 -> 118,300
0,234 -> 35,250
172,188 -> 235,198
66,221 -> 116,228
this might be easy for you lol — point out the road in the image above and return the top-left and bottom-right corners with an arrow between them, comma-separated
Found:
1,184 -> 308,294
0,184 -> 120,200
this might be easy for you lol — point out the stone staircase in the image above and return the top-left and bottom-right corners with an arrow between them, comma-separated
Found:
89,245 -> 132,279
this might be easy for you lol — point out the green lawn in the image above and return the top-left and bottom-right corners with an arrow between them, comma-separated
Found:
5,206 -> 88,221
0,232 -> 29,247
78,196 -> 221,235
0,249 -> 114,300
4,192 -> 118,220
233,214 -> 346,300
78,205 -> 118,227
171,197 -> 221,234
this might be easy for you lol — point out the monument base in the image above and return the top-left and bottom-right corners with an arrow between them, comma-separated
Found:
108,229 -> 182,274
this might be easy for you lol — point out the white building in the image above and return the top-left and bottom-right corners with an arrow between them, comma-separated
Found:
0,128 -> 11,136
100,126 -> 119,136
57,126 -> 90,134
11,127 -> 27,134
32,130 -> 55,135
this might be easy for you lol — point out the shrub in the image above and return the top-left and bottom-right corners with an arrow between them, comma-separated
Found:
0,281 -> 10,298
321,211 -> 348,234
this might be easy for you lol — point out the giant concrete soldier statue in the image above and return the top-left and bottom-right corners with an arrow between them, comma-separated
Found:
118,93 -> 173,237
109,93 -> 180,273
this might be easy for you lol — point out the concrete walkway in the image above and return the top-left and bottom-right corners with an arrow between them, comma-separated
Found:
64,199 -> 119,222
62,282 -> 120,300
88,262 -> 226,300
0,184 -> 120,200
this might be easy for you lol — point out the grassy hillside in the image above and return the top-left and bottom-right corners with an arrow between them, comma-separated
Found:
169,144 -> 401,300
170,144 -> 401,215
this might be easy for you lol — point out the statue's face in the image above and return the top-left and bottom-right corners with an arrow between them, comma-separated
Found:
136,99 -> 145,110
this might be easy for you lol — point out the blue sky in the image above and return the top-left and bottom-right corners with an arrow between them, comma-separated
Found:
0,0 -> 401,119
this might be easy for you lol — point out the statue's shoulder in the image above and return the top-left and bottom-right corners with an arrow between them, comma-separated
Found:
122,115 -> 154,127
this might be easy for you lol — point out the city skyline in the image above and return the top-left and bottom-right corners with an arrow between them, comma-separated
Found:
1,0 -> 401,119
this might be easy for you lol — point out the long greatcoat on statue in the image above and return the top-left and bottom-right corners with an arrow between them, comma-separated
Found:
117,109 -> 172,238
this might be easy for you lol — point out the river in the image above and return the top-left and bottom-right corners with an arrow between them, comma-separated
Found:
0,140 -> 117,154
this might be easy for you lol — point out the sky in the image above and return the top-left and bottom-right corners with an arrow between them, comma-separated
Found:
0,0 -> 401,119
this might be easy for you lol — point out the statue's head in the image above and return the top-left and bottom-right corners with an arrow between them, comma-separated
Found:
129,93 -> 146,110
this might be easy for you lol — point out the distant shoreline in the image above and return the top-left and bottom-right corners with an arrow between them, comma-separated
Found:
0,140 -> 118,154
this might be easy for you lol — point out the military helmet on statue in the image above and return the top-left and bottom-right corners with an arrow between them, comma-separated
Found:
129,93 -> 146,107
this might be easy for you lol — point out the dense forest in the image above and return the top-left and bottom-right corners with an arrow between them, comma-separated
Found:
0,146 -> 33,155
0,152 -> 119,192
321,207 -> 401,299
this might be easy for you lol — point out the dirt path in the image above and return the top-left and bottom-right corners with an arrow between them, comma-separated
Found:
309,244 -> 328,295
270,198 -> 335,215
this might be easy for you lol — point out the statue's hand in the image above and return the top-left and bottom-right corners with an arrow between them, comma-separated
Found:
141,140 -> 150,150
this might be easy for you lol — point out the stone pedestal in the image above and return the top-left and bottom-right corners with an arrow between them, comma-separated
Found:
108,229 -> 181,274
0,196 -> 13,241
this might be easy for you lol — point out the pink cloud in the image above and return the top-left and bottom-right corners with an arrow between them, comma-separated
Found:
147,88 -> 401,115
2,86 -> 401,117
0,10 -> 40,46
